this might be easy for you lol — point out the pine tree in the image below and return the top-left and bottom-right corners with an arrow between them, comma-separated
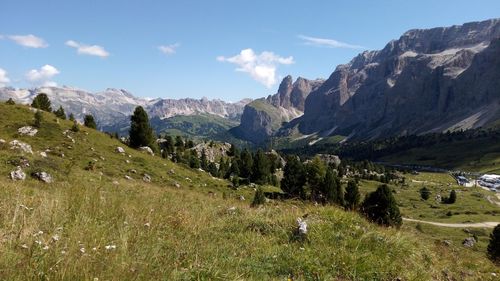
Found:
322,167 -> 343,205
175,136 -> 184,148
281,155 -> 306,199
345,180 -> 361,210
6,98 -> 15,105
219,158 -> 229,179
251,149 -> 270,184
129,106 -> 155,148
69,113 -> 75,121
31,93 -> 52,112
306,156 -> 326,200
54,106 -> 66,119
239,149 -> 253,179
251,187 -> 266,207
227,157 -> 240,178
207,162 -> 219,177
189,150 -> 200,169
34,111 -> 43,128
84,114 -> 97,129
362,184 -> 402,228
228,143 -> 239,157
487,224 -> 500,264
200,149 -> 208,170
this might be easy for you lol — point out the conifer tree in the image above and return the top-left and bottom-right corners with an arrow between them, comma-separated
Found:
251,187 -> 266,207
362,184 -> 402,228
31,93 -> 52,112
54,106 -> 66,119
345,180 -> 361,210
251,149 -> 270,184
71,120 -> 80,132
239,148 -> 253,179
200,149 -> 208,170
84,114 -> 97,129
68,113 -> 75,121
322,167 -> 343,205
34,111 -> 43,128
129,106 -> 155,148
281,155 -> 306,199
306,156 -> 326,200
6,98 -> 15,105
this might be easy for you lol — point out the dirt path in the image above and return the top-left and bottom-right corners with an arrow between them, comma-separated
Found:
403,218 -> 499,228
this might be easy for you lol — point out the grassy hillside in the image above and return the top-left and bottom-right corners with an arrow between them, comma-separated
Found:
0,103 -> 499,280
151,114 -> 239,140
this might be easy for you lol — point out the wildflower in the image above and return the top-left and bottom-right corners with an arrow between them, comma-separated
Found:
21,244 -> 28,249
80,247 -> 86,254
61,250 -> 66,255
92,247 -> 97,251
297,218 -> 308,235
144,222 -> 151,227
105,244 -> 116,250
35,240 -> 42,245
52,234 -> 60,242
43,245 -> 50,250
33,230 -> 44,237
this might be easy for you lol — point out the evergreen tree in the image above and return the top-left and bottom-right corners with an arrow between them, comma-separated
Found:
448,190 -> 457,204
200,149 -> 208,170
188,150 -> 200,169
84,114 -> 97,129
487,224 -> 500,264
207,162 -> 219,177
34,111 -> 43,128
175,136 -> 184,148
420,187 -> 431,200
68,113 -> 75,121
227,143 -> 239,157
345,180 -> 361,210
239,149 -> 253,179
31,93 -> 52,112
251,149 -> 270,184
54,106 -> 66,119
362,184 -> 402,228
6,98 -> 15,105
218,158 -> 230,179
227,158 -> 240,178
322,167 -> 343,205
306,156 -> 326,200
129,106 -> 155,148
251,187 -> 266,207
281,155 -> 307,199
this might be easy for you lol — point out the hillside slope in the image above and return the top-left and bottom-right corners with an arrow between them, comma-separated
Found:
0,103 -> 498,280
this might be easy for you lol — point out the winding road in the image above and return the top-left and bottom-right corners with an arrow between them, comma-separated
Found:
403,218 -> 499,228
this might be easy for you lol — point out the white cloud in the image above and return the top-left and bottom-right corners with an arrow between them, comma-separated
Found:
7,34 -> 48,48
65,40 -> 110,57
158,43 -> 180,55
26,64 -> 60,86
298,35 -> 365,50
217,48 -> 294,88
0,68 -> 10,87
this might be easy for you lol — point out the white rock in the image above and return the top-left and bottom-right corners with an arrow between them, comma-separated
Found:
33,172 -> 53,183
139,146 -> 154,156
10,166 -> 26,181
143,174 -> 152,183
9,140 -> 33,154
124,175 -> 133,180
115,146 -> 125,153
17,126 -> 38,137
40,151 -> 47,158
297,218 -> 308,235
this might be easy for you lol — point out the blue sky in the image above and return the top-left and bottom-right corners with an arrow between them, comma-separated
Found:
0,0 -> 499,101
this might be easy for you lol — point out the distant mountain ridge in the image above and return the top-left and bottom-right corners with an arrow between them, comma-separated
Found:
278,18 -> 500,143
0,86 -> 251,133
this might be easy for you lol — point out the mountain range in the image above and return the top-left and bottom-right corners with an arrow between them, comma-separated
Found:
1,18 -> 499,145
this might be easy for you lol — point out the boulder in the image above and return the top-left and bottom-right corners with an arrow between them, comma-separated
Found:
124,175 -> 133,180
115,146 -> 125,153
462,237 -> 476,247
9,140 -> 33,154
33,172 -> 53,183
17,126 -> 38,137
10,166 -> 26,181
143,174 -> 152,183
139,146 -> 154,156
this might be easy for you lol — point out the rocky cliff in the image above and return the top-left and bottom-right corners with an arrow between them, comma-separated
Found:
231,76 -> 323,143
283,18 -> 500,141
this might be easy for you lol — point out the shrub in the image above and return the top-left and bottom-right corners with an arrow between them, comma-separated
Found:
71,120 -> 80,132
345,180 -> 361,210
84,114 -> 97,129
442,190 -> 457,204
488,224 -> 500,264
251,187 -> 266,207
361,184 -> 402,228
6,98 -> 15,105
420,187 -> 431,200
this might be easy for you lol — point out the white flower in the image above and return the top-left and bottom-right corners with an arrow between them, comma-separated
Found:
105,244 -> 116,250
35,240 -> 42,245
21,244 -> 28,249
80,247 -> 86,253
33,230 -> 44,236
297,218 -> 308,235
42,245 -> 50,250
92,247 -> 97,251
144,222 -> 151,227
61,250 -> 66,255
52,234 -> 60,242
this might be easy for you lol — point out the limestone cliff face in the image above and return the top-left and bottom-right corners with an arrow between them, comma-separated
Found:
288,18 -> 500,140
232,76 -> 323,143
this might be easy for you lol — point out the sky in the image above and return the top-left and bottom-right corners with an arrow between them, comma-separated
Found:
0,0 -> 499,101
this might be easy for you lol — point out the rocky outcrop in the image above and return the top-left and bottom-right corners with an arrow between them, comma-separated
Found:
9,140 -> 33,154
286,18 -> 500,141
10,166 -> 26,181
18,126 -> 38,137
232,76 -> 323,143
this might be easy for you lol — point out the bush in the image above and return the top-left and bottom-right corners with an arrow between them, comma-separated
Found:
6,98 -> 15,105
420,187 -> 431,200
361,184 -> 402,228
488,224 -> 500,264
251,187 -> 266,207
71,120 -> 80,132
442,190 -> 457,204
